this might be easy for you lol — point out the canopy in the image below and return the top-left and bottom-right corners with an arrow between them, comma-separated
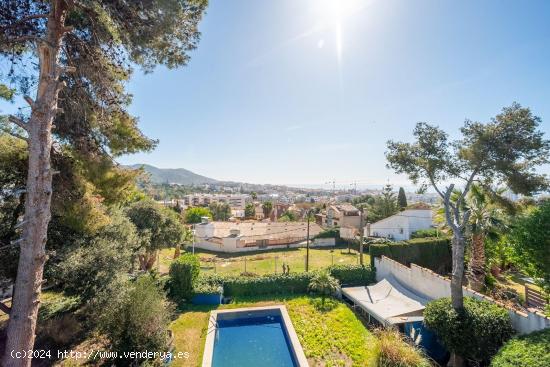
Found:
342,277 -> 429,326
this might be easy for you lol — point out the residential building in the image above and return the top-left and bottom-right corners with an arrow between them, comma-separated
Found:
183,194 -> 247,210
316,204 -> 362,229
193,220 -> 323,252
366,208 -> 433,241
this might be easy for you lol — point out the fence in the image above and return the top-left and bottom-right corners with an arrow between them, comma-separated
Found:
525,285 -> 548,309
375,256 -> 550,334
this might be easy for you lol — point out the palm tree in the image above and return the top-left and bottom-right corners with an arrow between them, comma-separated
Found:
309,272 -> 339,305
434,185 -> 508,291
262,201 -> 273,219
466,185 -> 506,290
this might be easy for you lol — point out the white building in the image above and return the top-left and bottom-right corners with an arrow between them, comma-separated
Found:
183,194 -> 247,210
193,220 -> 323,253
365,209 -> 433,241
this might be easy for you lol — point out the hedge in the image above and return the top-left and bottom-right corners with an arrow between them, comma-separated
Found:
369,237 -> 451,273
490,328 -> 550,367
168,253 -> 200,304
424,297 -> 514,364
194,264 -> 375,297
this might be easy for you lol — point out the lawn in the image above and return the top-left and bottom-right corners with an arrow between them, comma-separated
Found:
169,295 -> 379,367
159,245 -> 368,276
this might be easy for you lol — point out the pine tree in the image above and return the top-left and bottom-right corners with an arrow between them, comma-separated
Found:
398,187 -> 408,209
0,2 -> 206,365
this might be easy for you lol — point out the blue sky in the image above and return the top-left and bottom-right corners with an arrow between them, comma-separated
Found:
4,0 -> 550,188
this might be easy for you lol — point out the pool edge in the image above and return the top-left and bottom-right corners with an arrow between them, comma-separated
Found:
201,305 -> 309,367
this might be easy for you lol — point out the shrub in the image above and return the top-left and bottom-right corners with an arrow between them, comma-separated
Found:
309,272 -> 339,304
490,328 -> 550,367
376,328 -> 431,367
168,253 -> 200,304
195,265 -> 376,297
327,264 -> 376,286
223,272 -> 314,297
315,228 -> 340,239
424,297 -> 514,364
99,276 -> 172,365
369,237 -> 451,273
410,228 -> 439,238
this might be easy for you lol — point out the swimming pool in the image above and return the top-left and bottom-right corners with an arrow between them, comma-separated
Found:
202,306 -> 308,367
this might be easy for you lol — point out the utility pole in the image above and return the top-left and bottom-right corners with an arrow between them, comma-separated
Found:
359,208 -> 364,266
306,210 -> 311,272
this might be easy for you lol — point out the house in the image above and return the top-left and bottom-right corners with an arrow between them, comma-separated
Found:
316,204 -> 362,229
183,194 -> 247,210
365,208 -> 433,241
193,220 -> 323,253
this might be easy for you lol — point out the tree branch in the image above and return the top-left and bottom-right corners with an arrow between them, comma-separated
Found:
0,301 -> 11,315
427,173 -> 445,200
23,96 -> 35,109
8,116 -> 28,131
0,127 -> 28,143
0,14 -> 48,30
456,168 -> 479,214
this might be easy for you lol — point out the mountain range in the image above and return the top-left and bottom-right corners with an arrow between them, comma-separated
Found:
127,164 -> 218,185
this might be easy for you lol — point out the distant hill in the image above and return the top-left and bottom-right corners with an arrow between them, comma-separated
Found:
127,164 -> 218,185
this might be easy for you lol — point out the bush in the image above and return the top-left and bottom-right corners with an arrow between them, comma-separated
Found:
327,264 -> 376,286
410,228 -> 439,238
369,237 -> 451,273
223,272 -> 314,297
376,329 -> 431,367
99,276 -> 172,365
315,228 -> 340,239
309,272 -> 339,304
168,253 -> 200,304
194,265 -> 376,297
424,297 -> 514,364
490,328 -> 550,367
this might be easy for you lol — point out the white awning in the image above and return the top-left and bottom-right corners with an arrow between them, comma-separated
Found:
342,277 -> 429,326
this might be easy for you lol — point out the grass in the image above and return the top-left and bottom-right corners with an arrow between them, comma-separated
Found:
169,295 -> 380,367
159,245 -> 368,275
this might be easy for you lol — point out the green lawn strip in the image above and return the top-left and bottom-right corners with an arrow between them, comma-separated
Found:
169,295 -> 378,367
160,246 -> 367,276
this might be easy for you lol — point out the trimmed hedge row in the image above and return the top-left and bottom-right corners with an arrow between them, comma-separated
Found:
490,328 -> 550,367
369,237 -> 451,273
424,297 -> 514,364
195,264 -> 375,297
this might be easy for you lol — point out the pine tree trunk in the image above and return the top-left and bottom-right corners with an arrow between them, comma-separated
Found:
468,233 -> 486,291
450,232 -> 465,310
2,3 -> 67,366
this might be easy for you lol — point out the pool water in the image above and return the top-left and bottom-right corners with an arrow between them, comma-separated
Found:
212,314 -> 298,367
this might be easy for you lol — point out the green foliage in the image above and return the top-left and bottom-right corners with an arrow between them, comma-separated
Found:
376,328 -> 431,367
315,228 -> 340,239
99,276 -> 172,365
368,184 -> 399,222
279,211 -> 297,222
410,228 -> 439,238
195,265 -> 375,297
369,237 -> 451,273
168,253 -> 200,303
397,187 -> 408,209
184,206 -> 212,224
55,210 -> 137,301
244,203 -> 256,219
126,200 -> 185,252
327,264 -> 376,286
490,328 -> 550,367
262,201 -> 273,218
508,201 -> 550,292
208,202 -> 231,221
424,297 -> 514,364
308,272 -> 339,303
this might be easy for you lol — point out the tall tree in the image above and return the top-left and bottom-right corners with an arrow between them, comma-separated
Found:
262,201 -> 273,219
386,104 -> 549,313
397,187 -> 408,209
465,184 -> 506,291
244,203 -> 256,219
125,200 -> 185,271
0,1 -> 206,364
209,202 -> 231,221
